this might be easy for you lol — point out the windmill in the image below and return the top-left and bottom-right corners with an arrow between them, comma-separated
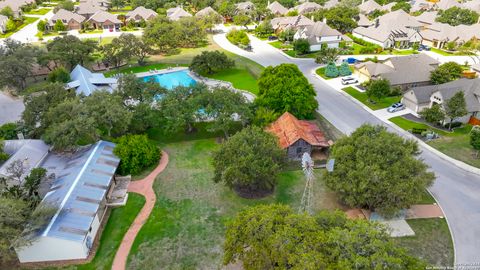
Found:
299,152 -> 315,214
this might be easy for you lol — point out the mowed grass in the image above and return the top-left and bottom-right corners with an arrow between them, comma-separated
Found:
389,116 -> 480,167
25,8 -> 51,15
0,17 -> 39,38
394,218 -> 454,267
342,86 -> 400,110
49,193 -> 145,270
126,139 -> 341,269
205,68 -> 259,94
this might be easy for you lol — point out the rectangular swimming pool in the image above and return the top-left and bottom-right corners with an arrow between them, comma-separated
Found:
142,70 -> 196,89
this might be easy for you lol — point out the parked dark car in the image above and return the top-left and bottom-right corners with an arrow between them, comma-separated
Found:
418,44 -> 431,51
268,36 -> 278,41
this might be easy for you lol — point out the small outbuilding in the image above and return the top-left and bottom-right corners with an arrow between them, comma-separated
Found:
266,112 -> 331,160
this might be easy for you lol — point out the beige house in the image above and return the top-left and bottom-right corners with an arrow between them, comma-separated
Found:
352,10 -> 423,49
195,6 -> 220,17
87,10 -> 121,30
125,6 -> 157,22
166,6 -> 192,21
267,1 -> 288,16
294,21 -> 343,51
290,2 -> 321,14
402,78 -> 480,123
0,0 -> 35,18
235,1 -> 255,14
270,15 -> 314,33
420,22 -> 480,49
48,9 -> 86,30
76,3 -> 106,19
354,54 -> 439,90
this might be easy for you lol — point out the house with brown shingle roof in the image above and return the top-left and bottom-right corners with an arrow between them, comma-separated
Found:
76,2 -> 106,19
166,6 -> 192,21
270,15 -> 314,33
48,9 -> 86,30
266,112 -> 331,160
267,1 -> 288,16
87,10 -> 121,30
125,6 -> 157,22
290,2 -> 321,14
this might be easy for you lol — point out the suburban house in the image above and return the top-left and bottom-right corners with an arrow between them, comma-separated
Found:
352,10 -> 423,48
79,0 -> 111,8
294,21 -> 343,50
48,9 -> 86,31
402,78 -> 480,124
67,65 -> 118,96
357,14 -> 373,27
0,0 -> 35,18
235,1 -> 255,14
0,14 -> 8,34
436,0 -> 462,10
354,54 -> 440,90
195,6 -> 220,17
266,112 -> 331,160
415,11 -> 437,27
290,2 -> 321,14
75,3 -> 106,19
420,22 -> 480,49
14,140 -> 130,263
86,10 -> 121,31
125,6 -> 157,22
267,1 -> 288,16
270,15 -> 314,33
166,6 -> 192,21
323,0 -> 339,9
358,0 -> 382,14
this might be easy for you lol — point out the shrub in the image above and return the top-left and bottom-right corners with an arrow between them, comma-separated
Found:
47,67 -> 71,83
0,123 -> 17,139
113,134 -> 161,175
293,38 -> 310,55
324,62 -> 339,78
338,61 -> 351,76
226,29 -> 250,46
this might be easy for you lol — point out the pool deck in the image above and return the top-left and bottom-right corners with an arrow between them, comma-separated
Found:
134,66 -> 189,78
133,67 -> 256,102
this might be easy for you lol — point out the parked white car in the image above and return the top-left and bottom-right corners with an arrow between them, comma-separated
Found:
341,77 -> 358,85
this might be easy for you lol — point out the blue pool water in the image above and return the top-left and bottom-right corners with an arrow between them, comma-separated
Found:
142,70 -> 196,89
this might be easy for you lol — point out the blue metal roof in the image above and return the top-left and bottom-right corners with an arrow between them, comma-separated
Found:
69,65 -> 117,96
39,141 -> 120,243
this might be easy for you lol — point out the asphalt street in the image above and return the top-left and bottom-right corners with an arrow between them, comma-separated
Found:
214,32 -> 480,265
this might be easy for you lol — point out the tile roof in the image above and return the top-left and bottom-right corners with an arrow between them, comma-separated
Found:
87,10 -> 121,24
266,112 -> 330,149
270,15 -> 314,30
235,1 -> 255,10
166,6 -> 192,21
291,2 -> 321,14
76,2 -> 106,15
358,0 -> 382,13
437,0 -> 462,10
195,6 -> 219,17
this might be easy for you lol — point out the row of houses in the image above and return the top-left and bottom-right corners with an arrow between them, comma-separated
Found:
352,9 -> 480,50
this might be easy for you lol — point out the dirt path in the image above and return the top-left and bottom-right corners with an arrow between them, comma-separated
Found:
111,151 -> 169,270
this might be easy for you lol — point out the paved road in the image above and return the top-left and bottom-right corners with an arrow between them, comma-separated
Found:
0,92 -> 24,126
213,33 -> 480,265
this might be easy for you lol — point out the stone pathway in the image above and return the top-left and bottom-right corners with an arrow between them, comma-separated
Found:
407,204 -> 444,219
111,151 -> 169,270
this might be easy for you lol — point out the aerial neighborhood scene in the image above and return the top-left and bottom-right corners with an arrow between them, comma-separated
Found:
2,0 -> 480,269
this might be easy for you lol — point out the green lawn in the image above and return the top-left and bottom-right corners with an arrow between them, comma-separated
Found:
316,65 -> 354,80
342,86 -> 400,110
389,116 -> 480,167
49,193 -> 145,270
205,68 -> 259,94
126,139 -> 341,269
269,40 -> 292,50
394,218 -> 454,267
0,17 -> 39,38
430,48 -> 456,56
25,8 -> 51,15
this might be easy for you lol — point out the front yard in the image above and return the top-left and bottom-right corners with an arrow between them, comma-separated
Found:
389,116 -> 480,168
126,139 -> 342,269
25,8 -> 51,15
342,86 -> 400,110
0,17 -> 39,38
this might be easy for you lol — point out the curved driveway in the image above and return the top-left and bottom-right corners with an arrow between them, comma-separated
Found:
214,33 -> 480,265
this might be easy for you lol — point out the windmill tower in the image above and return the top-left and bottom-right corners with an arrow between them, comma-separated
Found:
299,152 -> 315,214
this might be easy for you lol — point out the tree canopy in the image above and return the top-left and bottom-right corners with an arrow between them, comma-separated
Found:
256,64 -> 318,119
324,124 -> 435,216
306,7 -> 359,33
113,134 -> 161,175
419,104 -> 445,125
366,78 -> 391,100
212,126 -> 285,197
190,50 -> 235,75
224,204 -> 426,270
436,7 -> 479,26
0,39 -> 38,92
445,91 -> 468,130
430,62 -> 464,85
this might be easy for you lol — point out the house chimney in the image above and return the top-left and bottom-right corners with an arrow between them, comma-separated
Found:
323,17 -> 327,24
268,0 -> 271,6
311,15 -> 314,21
375,18 -> 379,28
362,0 -> 365,4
